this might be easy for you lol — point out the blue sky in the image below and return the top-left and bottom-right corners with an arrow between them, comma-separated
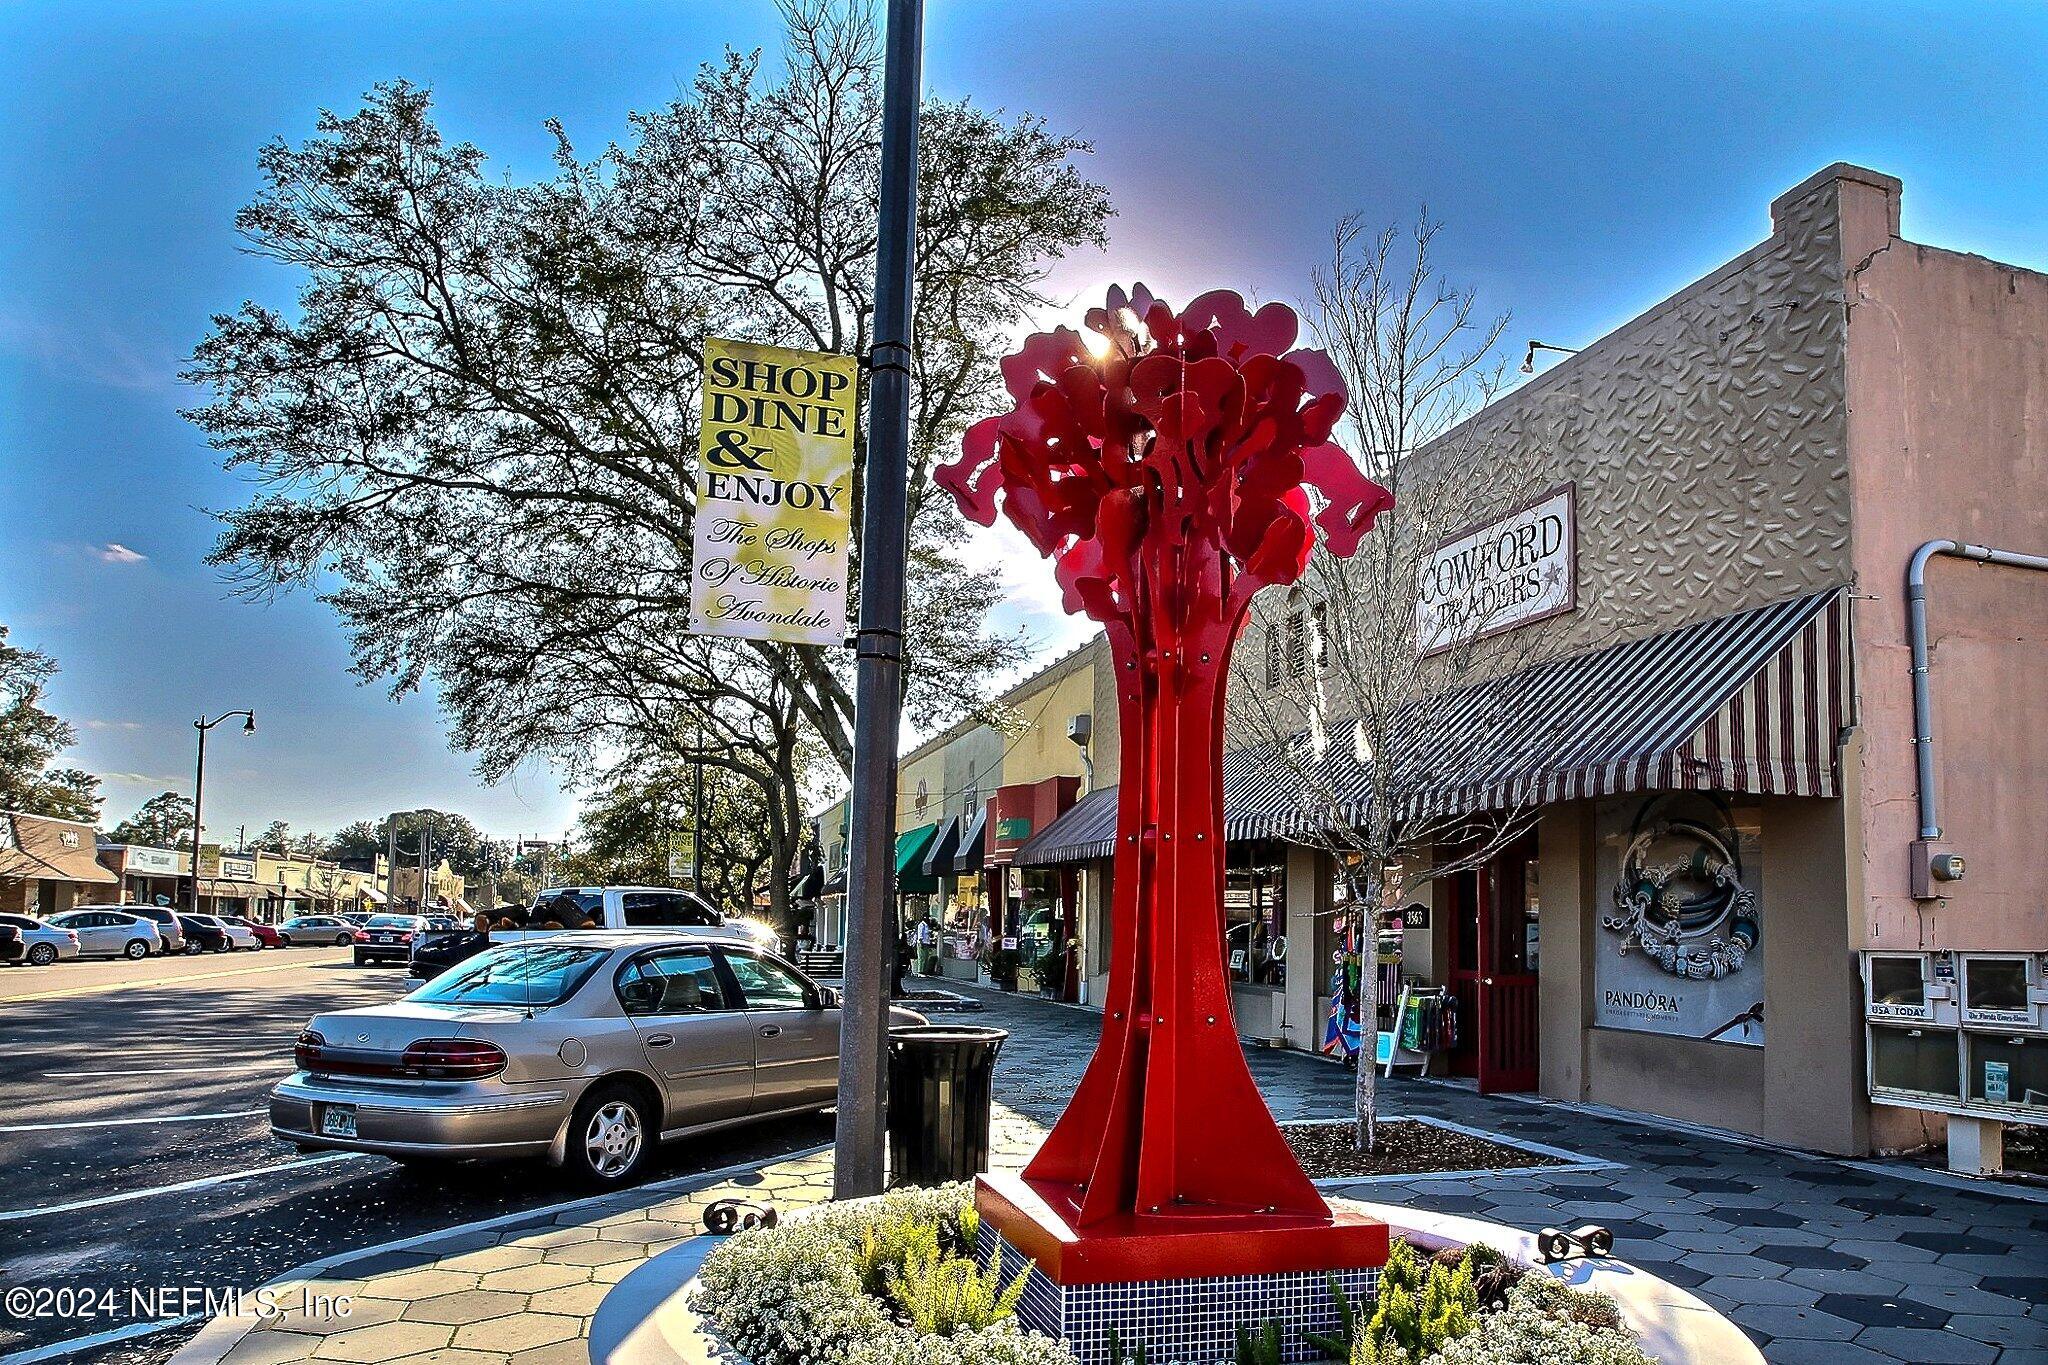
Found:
3,1 -> 2044,841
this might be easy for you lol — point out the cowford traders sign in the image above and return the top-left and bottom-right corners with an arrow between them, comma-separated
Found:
1415,484 -> 1575,654
689,337 -> 858,646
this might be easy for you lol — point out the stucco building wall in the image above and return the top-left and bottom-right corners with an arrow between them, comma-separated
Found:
1418,166 -> 1858,668
1839,175 -> 2048,953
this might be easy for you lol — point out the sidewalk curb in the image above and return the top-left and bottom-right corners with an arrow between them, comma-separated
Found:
167,1143 -> 830,1365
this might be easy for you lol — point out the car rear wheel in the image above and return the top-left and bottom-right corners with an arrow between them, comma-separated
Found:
567,1085 -> 653,1185
334,933 -> 352,947
26,944 -> 56,966
124,940 -> 150,960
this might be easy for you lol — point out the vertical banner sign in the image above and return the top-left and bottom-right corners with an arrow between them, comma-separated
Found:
667,830 -> 696,883
196,843 -> 223,879
690,338 -> 859,645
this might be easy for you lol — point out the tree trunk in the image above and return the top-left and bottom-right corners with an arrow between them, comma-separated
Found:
1352,874 -> 1381,1152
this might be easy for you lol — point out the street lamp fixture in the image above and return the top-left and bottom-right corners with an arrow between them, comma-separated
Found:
1520,339 -> 1580,374
188,710 -> 256,913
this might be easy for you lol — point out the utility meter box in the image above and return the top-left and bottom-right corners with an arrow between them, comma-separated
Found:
1910,840 -> 1966,900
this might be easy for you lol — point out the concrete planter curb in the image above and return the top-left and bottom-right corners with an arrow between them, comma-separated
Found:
601,1195 -> 1763,1365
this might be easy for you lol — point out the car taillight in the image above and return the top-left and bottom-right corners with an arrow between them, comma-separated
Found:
294,1029 -> 326,1070
399,932 -> 415,943
353,930 -> 371,942
399,1039 -> 506,1080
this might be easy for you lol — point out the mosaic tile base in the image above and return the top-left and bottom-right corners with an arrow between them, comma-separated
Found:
980,1225 -> 1380,1365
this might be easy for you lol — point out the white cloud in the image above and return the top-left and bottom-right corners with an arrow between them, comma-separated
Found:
99,771 -> 180,786
0,312 -> 172,392
95,543 -> 147,564
84,719 -> 144,731
956,520 -> 1098,686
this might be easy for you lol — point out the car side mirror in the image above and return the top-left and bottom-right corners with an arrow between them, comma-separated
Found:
619,979 -> 661,1015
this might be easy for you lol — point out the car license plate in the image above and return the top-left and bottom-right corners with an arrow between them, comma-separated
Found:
375,935 -> 394,943
320,1106 -> 357,1138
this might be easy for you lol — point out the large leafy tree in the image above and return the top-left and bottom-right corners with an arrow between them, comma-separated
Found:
561,759 -> 778,918
185,1 -> 1112,872
0,626 -> 102,823
108,791 -> 196,847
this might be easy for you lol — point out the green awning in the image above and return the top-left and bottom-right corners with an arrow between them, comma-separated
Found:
894,822 -> 939,894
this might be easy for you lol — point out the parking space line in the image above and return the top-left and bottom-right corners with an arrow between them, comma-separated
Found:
0,955 -> 349,1005
0,1108 -> 265,1133
0,1152 -> 368,1223
0,1313 -> 203,1365
45,1063 -> 282,1078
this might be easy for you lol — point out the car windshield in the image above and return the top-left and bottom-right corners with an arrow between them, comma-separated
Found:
411,944 -> 609,1008
365,915 -> 417,928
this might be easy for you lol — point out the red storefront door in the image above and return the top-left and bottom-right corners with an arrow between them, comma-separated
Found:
1444,832 -> 1540,1094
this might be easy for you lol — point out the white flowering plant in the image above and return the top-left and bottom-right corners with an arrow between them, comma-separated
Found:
697,1184 -> 1076,1365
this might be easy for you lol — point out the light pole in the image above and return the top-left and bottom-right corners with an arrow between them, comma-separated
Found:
188,711 -> 255,912
836,0 -> 924,1200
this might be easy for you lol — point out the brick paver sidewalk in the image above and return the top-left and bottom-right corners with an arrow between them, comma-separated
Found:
176,983 -> 2048,1365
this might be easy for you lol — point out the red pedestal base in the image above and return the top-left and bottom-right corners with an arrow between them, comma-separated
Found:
975,1173 -> 1390,1287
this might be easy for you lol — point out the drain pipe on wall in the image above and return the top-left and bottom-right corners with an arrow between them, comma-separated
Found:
1905,538 -> 2048,897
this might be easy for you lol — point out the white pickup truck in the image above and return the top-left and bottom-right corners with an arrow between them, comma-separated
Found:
405,885 -> 782,981
510,885 -> 778,950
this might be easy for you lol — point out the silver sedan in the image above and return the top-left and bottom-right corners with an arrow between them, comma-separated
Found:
44,908 -> 162,960
271,930 -> 924,1184
0,912 -> 81,966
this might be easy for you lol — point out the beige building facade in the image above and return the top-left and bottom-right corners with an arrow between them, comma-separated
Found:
997,165 -> 2045,1168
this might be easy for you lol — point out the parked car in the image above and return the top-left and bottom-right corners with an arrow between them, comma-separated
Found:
273,931 -> 926,1183
407,924 -> 494,980
46,907 -> 163,960
128,903 -> 186,954
216,914 -> 280,947
177,915 -> 231,953
279,915 -> 357,947
351,914 -> 429,966
509,887 -> 776,952
189,913 -> 259,951
0,912 -> 80,966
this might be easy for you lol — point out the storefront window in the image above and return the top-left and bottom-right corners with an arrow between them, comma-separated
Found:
940,874 -> 985,961
1225,841 -> 1286,988
1017,869 -> 1064,964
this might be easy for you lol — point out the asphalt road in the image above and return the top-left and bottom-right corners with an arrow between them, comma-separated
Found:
0,948 -> 835,1363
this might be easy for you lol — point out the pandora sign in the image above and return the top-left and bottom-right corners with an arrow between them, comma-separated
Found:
1415,484 -> 1576,653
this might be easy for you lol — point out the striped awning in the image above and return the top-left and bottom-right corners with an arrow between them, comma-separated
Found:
1015,784 -> 1119,866
1023,589 -> 1852,860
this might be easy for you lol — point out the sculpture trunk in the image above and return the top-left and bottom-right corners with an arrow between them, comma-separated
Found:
1023,565 -> 1326,1229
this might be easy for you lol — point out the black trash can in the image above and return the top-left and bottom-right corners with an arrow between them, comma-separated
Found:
887,1024 -> 1008,1186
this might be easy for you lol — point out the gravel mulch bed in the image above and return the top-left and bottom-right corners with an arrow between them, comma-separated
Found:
1286,1118 -> 1565,1179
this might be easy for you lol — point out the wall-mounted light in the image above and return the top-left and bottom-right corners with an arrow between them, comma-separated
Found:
1520,340 -> 1581,375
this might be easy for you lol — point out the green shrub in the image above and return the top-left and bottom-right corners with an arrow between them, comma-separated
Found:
889,1237 -> 1031,1336
1234,1318 -> 1284,1365
858,1210 -> 943,1297
1307,1275 -> 1364,1359
697,1184 -> 1072,1365
1348,1239 -> 1479,1365
1104,1326 -> 1149,1365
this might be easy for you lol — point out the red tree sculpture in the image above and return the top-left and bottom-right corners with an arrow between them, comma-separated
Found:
940,287 -> 1393,1250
